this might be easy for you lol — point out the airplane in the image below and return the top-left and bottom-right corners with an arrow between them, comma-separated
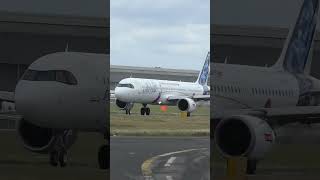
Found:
0,91 -> 15,112
114,52 -> 210,116
13,52 -> 109,169
212,0 -> 320,174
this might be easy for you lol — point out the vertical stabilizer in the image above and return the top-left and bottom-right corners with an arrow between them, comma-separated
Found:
272,0 -> 319,74
196,52 -> 210,86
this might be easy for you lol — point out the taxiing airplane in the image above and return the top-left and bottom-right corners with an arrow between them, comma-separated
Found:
13,52 -> 109,169
114,53 -> 210,116
213,0 -> 320,174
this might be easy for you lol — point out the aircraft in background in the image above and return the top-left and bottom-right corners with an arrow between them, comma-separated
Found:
213,0 -> 320,174
0,91 -> 15,112
115,52 -> 210,116
12,52 -> 109,169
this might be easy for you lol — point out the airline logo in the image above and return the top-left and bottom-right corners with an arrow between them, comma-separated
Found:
283,0 -> 319,74
198,53 -> 210,85
264,133 -> 273,142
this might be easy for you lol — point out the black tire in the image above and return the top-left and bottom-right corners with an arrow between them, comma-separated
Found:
50,151 -> 58,167
98,145 -> 109,169
246,159 -> 257,174
146,108 -> 150,115
59,150 -> 67,167
140,108 -> 145,115
187,112 -> 191,117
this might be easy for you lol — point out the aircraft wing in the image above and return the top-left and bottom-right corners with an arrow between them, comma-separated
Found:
214,106 -> 320,127
0,91 -> 14,103
166,94 -> 210,102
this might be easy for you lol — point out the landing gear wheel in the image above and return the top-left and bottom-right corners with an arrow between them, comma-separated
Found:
59,150 -> 67,167
146,108 -> 150,115
246,159 -> 257,174
140,108 -> 145,115
187,112 -> 191,117
50,151 -> 58,167
98,145 -> 109,169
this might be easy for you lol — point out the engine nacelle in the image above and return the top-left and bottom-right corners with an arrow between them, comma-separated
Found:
116,99 -> 134,110
17,119 -> 77,153
214,115 -> 275,160
178,98 -> 196,113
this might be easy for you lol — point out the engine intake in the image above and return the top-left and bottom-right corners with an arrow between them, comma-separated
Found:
178,98 -> 196,112
17,119 -> 54,153
116,99 -> 133,110
214,115 -> 275,160
17,119 -> 77,153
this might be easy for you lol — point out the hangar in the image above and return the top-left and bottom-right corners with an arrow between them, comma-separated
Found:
212,25 -> 320,78
0,11 -> 109,91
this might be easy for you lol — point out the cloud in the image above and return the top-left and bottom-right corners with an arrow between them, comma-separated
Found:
111,0 -> 209,70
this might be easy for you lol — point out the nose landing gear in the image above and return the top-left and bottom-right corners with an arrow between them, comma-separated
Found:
140,104 -> 150,115
49,132 -> 68,167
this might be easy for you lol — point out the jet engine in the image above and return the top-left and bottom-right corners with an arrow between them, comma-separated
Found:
178,98 -> 196,113
17,119 -> 77,153
116,99 -> 134,110
214,115 -> 275,160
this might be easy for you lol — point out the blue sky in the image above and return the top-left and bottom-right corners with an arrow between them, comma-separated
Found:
110,0 -> 210,70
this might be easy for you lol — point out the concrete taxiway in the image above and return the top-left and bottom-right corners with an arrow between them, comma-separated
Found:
110,136 -> 209,180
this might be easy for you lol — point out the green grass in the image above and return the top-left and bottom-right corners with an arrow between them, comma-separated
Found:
110,103 -> 210,136
0,131 -> 107,180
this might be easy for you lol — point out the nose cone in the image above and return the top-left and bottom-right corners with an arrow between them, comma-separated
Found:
15,81 -> 59,127
115,87 -> 130,102
15,81 -> 38,117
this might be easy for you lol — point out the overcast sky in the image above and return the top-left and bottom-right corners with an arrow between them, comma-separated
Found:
110,0 -> 210,70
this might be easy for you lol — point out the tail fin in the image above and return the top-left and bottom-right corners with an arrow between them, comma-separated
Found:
273,0 -> 319,74
196,52 -> 210,86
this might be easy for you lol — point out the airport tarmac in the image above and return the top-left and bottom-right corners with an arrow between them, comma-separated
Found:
110,136 -> 209,180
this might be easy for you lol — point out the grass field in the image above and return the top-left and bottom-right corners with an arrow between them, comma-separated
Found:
110,103 -> 210,136
0,131 -> 107,180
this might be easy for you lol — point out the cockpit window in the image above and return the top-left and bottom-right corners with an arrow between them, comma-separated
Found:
22,69 -> 78,85
117,83 -> 134,89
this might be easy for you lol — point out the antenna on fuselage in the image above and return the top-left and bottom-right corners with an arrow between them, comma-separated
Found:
224,56 -> 228,64
65,43 -> 69,52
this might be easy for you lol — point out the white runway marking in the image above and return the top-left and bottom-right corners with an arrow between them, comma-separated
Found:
166,175 -> 173,180
158,148 -> 207,157
164,157 -> 176,167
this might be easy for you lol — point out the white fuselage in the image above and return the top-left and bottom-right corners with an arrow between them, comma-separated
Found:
15,52 -> 109,131
212,63 -> 320,118
115,78 -> 205,105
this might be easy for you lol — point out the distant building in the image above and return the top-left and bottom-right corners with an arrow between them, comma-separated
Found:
0,12 -> 108,91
